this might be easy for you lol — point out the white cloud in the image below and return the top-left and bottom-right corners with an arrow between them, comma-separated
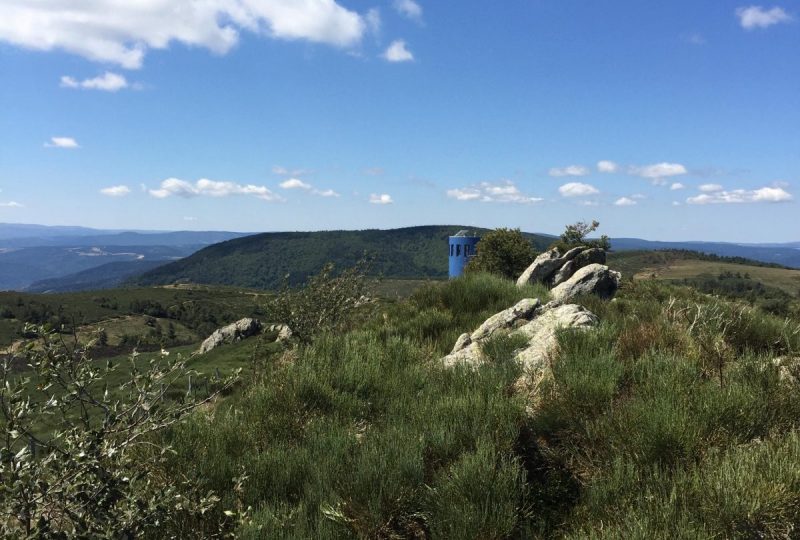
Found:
549,165 -> 590,177
0,201 -> 24,208
670,182 -> 686,190
370,193 -> 393,204
393,0 -> 422,20
100,185 -> 131,197
0,0 -> 367,69
630,162 -> 688,185
365,8 -> 381,34
558,182 -> 600,197
61,72 -> 128,91
45,137 -> 79,148
614,197 -> 637,206
698,183 -> 724,192
597,160 -> 619,173
364,167 -> 385,176
279,178 -> 339,197
149,178 -> 283,201
272,165 -> 311,177
736,6 -> 792,29
279,178 -> 312,190
447,180 -> 542,204
314,188 -> 340,198
687,186 -> 793,205
383,40 -> 414,62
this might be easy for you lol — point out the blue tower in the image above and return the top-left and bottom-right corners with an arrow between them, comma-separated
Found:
448,230 -> 480,279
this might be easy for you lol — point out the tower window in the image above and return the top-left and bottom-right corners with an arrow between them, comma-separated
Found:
456,245 -> 461,257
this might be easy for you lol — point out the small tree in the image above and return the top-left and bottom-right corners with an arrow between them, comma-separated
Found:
0,326 -> 241,537
551,220 -> 611,252
466,228 -> 536,279
263,258 -> 374,343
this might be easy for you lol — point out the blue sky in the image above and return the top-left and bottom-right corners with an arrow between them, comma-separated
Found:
0,0 -> 798,241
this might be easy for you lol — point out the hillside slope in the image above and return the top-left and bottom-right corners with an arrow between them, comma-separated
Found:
132,226 -> 553,289
25,260 -> 170,293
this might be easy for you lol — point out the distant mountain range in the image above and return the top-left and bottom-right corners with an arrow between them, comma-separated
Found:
0,223 -> 251,291
1,222 -> 798,293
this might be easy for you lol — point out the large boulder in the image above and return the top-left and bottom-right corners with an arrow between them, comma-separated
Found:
199,318 -> 263,354
514,304 -> 598,371
470,298 -> 541,342
516,246 -> 590,288
550,264 -> 621,304
551,248 -> 606,286
516,249 -> 563,287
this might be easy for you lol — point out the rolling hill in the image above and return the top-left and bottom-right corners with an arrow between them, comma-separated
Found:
132,226 -> 554,290
611,238 -> 800,268
24,260 -> 170,293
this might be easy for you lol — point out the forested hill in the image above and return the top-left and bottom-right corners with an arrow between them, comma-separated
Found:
131,226 -> 553,290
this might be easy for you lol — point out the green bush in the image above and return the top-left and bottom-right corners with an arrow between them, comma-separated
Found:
466,228 -> 536,279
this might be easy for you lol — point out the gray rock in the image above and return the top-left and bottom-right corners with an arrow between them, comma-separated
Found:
442,341 -> 485,368
516,249 -> 563,287
268,324 -> 293,343
550,264 -> 621,304
514,304 -> 598,371
552,248 -> 606,286
199,318 -> 263,354
452,332 -> 472,353
470,298 -> 541,342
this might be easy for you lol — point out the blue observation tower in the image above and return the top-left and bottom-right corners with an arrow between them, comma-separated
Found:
448,230 -> 480,279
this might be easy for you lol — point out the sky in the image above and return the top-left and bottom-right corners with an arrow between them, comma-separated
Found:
0,0 -> 798,242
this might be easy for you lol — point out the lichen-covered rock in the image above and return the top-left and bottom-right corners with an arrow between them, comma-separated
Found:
199,318 -> 263,354
470,298 -> 541,342
452,332 -> 472,353
551,248 -> 606,286
516,249 -> 563,287
442,341 -> 485,368
514,304 -> 599,371
550,264 -> 621,304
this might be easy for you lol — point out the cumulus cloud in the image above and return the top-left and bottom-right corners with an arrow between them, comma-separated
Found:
369,193 -> 393,204
558,182 -> 600,197
549,165 -> 590,177
597,160 -> 619,173
279,178 -> 312,190
447,180 -> 543,204
149,178 -> 283,201
0,0 -> 367,69
100,185 -> 131,197
698,183 -> 724,192
0,201 -> 24,208
736,6 -> 792,29
614,197 -> 637,206
687,186 -> 793,205
61,72 -> 128,91
670,182 -> 686,190
383,40 -> 414,62
279,178 -> 339,197
629,162 -> 688,185
45,137 -> 79,149
393,0 -> 422,20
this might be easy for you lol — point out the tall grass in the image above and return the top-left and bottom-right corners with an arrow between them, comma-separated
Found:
162,273 -> 800,538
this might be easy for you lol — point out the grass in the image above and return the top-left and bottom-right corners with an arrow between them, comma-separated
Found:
9,270 -> 800,537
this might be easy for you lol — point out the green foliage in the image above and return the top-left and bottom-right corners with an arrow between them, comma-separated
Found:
263,259 -> 374,343
466,228 -> 537,279
131,226 -> 553,290
0,326 -> 241,537
550,220 -> 611,252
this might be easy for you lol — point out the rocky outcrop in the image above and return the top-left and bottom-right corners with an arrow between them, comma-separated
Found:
551,248 -> 606,286
517,246 -> 608,288
199,318 -> 264,354
470,298 -> 541,342
514,304 -> 598,371
441,301 -> 598,370
550,264 -> 621,304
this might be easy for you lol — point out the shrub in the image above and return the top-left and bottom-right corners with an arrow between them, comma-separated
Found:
0,326 -> 240,537
550,220 -> 611,253
466,228 -> 536,279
